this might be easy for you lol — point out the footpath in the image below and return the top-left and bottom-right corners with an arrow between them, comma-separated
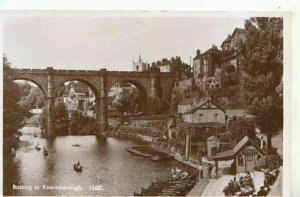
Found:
174,155 -> 217,196
186,170 -> 209,196
268,166 -> 283,196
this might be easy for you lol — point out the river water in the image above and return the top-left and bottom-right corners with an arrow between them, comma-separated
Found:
4,134 -> 194,196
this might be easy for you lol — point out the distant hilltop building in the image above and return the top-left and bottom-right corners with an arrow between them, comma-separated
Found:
132,53 -> 150,72
152,56 -> 192,80
63,84 -> 95,118
192,27 -> 246,89
108,82 -> 135,107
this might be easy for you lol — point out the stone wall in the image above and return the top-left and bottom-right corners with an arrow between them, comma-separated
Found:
130,119 -> 167,130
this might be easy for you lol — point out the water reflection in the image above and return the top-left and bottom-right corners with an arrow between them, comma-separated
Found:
4,135 -> 193,196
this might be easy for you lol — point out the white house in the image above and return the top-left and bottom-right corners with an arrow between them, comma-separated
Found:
182,99 -> 226,124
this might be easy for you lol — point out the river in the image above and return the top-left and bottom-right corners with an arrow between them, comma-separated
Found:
4,134 -> 195,196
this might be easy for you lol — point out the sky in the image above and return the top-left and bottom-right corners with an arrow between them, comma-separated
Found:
3,16 -> 246,71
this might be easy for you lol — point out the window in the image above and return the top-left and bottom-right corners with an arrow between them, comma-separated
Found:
257,155 -> 261,161
136,65 -> 139,70
238,155 -> 244,166
247,156 -> 253,161
199,114 -> 204,122
214,113 -> 219,121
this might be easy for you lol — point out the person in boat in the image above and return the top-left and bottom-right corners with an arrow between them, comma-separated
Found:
74,161 -> 82,171
43,147 -> 48,155
35,142 -> 41,150
75,161 -> 81,169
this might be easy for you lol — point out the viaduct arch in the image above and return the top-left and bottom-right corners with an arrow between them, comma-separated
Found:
12,67 -> 176,137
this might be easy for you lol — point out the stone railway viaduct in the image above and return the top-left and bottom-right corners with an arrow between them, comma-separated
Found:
12,67 -> 177,137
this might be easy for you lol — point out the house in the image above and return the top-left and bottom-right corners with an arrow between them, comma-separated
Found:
193,45 -> 223,78
177,97 -> 194,119
63,85 -> 95,118
193,49 -> 201,78
153,57 -> 192,80
182,99 -> 226,124
213,135 -> 267,173
177,99 -> 227,164
192,46 -> 223,89
219,28 -> 246,71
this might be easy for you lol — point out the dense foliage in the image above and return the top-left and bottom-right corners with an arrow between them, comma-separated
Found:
18,86 -> 45,109
3,55 -> 27,150
228,118 -> 256,143
239,17 -> 283,153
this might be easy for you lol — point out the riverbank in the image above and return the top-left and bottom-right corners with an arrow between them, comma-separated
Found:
126,145 -> 171,159
126,145 -> 201,196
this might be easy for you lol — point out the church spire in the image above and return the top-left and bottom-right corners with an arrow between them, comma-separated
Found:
139,52 -> 141,62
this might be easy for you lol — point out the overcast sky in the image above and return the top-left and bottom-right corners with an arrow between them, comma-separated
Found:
4,17 -> 246,71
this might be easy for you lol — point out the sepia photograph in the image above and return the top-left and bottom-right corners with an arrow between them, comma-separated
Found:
2,12 -> 285,196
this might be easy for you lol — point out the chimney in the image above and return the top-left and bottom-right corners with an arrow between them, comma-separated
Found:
196,49 -> 201,56
202,76 -> 207,98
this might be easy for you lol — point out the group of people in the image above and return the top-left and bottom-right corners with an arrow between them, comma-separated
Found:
171,167 -> 189,180
198,163 -> 214,179
73,161 -> 83,172
223,174 -> 254,196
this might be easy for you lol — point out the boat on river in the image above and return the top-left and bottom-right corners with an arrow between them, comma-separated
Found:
151,154 -> 173,161
43,147 -> 48,156
73,164 -> 83,172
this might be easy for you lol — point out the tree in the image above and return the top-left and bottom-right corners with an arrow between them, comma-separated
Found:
3,54 -> 26,148
19,86 -> 45,109
228,118 -> 256,143
239,17 -> 283,154
170,89 -> 183,113
54,101 -> 69,131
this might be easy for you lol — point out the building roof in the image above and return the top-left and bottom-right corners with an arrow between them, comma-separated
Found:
221,28 -> 246,47
178,97 -> 194,105
221,37 -> 232,47
193,54 -> 201,60
202,47 -> 222,56
232,28 -> 246,36
178,121 -> 226,128
157,61 -> 171,66
184,99 -> 226,114
213,135 -> 267,160
225,109 -> 255,119
226,109 -> 247,117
